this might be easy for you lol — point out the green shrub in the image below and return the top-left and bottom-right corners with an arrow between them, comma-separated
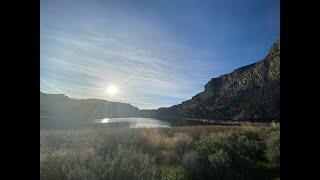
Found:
155,150 -> 179,165
67,166 -> 96,180
208,149 -> 232,179
160,166 -> 186,180
181,151 -> 200,177
41,146 -> 159,180
265,127 -> 280,165
105,145 -> 159,180
174,136 -> 194,160
232,130 -> 266,161
94,128 -> 154,157
40,152 -> 88,180
208,149 -> 231,169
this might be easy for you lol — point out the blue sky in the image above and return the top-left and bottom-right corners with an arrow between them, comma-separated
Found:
40,0 -> 279,109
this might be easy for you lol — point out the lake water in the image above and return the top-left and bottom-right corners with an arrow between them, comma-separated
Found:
93,117 -> 216,128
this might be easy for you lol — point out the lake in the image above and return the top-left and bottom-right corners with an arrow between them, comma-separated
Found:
93,117 -> 236,128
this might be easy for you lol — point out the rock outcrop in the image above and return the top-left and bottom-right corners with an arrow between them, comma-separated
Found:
147,39 -> 280,121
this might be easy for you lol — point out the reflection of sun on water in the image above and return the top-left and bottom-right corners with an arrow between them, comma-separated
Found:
101,118 -> 109,123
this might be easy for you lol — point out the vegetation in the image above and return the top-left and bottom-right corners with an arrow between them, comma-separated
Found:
40,124 -> 280,180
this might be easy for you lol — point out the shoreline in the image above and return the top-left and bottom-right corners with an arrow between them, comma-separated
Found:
180,117 -> 241,125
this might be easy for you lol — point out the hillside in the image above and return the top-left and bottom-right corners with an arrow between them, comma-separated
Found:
40,92 -> 140,129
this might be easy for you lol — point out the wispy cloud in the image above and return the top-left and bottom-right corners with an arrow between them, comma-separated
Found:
41,20 -> 218,109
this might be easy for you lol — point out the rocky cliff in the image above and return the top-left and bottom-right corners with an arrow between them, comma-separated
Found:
148,40 -> 280,121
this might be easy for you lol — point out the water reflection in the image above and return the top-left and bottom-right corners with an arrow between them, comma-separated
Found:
93,117 -> 223,128
101,118 -> 110,123
95,117 -> 171,128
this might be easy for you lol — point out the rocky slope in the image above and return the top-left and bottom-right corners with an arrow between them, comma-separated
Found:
40,92 -> 140,129
147,40 -> 280,121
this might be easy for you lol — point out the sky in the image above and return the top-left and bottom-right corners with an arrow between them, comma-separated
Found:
40,0 -> 279,109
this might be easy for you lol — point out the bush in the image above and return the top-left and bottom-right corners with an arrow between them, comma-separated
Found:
40,152 -> 88,180
67,166 -> 96,180
208,149 -> 231,169
196,134 -> 233,160
174,136 -> 194,160
156,150 -> 179,165
231,130 -> 266,161
106,145 -> 159,180
265,127 -> 280,165
160,166 -> 186,180
41,145 -> 159,180
195,132 -> 268,179
94,128 -> 155,157
181,151 -> 200,177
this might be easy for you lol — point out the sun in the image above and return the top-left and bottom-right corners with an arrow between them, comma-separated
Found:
106,85 -> 118,96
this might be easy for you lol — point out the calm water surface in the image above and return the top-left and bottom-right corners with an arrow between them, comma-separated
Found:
93,117 -> 214,128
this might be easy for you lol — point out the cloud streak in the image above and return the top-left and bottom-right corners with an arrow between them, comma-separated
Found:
41,23 -> 217,109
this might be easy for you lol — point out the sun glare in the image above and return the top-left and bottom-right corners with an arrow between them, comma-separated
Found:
106,85 -> 118,96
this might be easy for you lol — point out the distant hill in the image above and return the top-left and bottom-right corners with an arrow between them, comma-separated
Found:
144,39 -> 280,122
40,92 -> 140,129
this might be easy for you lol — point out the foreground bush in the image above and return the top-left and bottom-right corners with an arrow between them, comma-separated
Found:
41,145 -> 159,180
181,151 -> 200,177
265,125 -> 280,165
160,166 -> 186,180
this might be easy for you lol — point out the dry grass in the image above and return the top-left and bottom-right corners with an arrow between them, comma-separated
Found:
40,125 -> 265,161
137,125 -> 263,149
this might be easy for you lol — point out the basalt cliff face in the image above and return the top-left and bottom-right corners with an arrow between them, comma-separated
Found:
146,40 -> 280,121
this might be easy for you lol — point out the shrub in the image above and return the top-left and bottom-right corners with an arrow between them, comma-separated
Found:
160,166 -> 186,180
40,152 -> 88,180
232,130 -> 266,161
265,127 -> 280,165
181,151 -> 200,177
94,128 -> 155,157
67,166 -> 96,180
40,146 -> 159,180
156,150 -> 179,165
188,128 -> 203,141
208,149 -> 231,169
196,133 -> 232,160
208,149 -> 233,179
106,145 -> 159,180
195,133 -> 259,179
174,136 -> 194,160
